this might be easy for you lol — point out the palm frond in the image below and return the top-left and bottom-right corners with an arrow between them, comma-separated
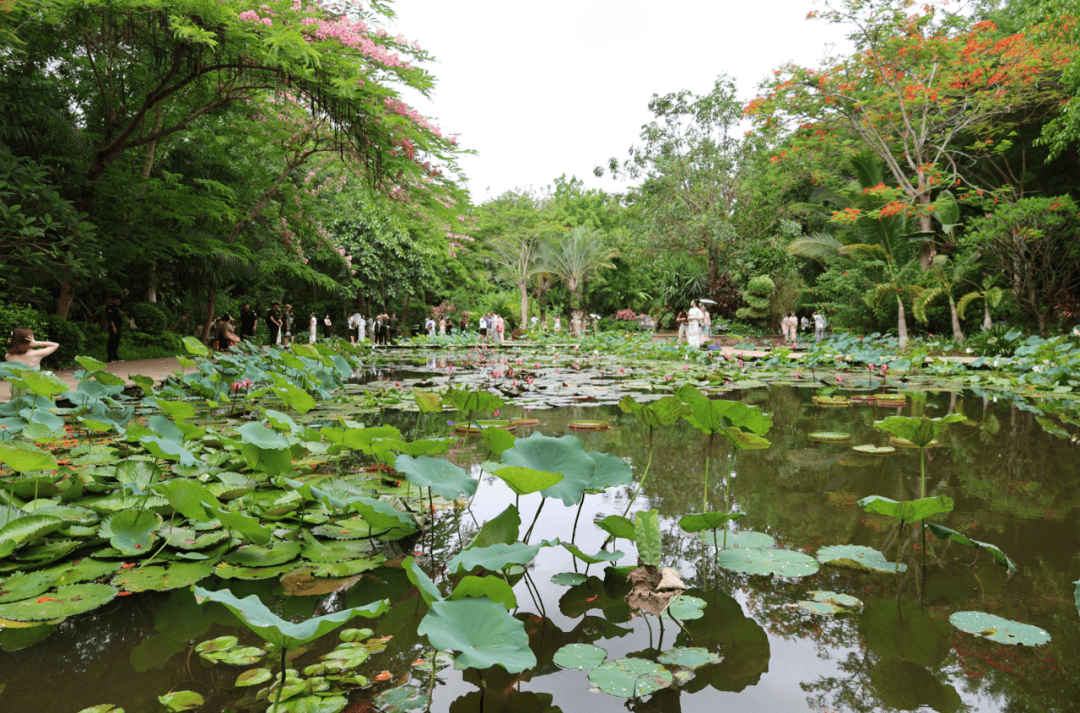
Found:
787,232 -> 845,262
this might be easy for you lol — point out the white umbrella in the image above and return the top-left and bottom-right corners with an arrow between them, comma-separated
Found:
699,298 -> 717,305
589,314 -> 601,319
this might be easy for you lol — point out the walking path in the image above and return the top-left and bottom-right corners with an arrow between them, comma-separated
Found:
0,357 -> 182,402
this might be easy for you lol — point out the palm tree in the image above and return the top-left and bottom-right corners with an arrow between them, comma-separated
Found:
957,275 -> 1005,332
541,227 -> 618,321
913,254 -> 974,343
490,232 -> 542,330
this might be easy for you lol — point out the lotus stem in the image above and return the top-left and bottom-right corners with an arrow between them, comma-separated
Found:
571,495 -> 586,544
523,497 -> 546,543
140,510 -> 176,570
272,647 -> 287,713
703,432 -> 715,513
618,427 -> 655,520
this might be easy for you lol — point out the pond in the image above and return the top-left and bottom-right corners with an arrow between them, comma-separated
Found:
2,379 -> 1077,713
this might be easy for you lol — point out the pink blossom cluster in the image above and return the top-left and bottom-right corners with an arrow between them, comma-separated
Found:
384,98 -> 444,138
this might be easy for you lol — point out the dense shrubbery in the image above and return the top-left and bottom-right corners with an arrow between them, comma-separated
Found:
127,302 -> 168,335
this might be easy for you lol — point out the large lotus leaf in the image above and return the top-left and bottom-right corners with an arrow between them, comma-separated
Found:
373,685 -> 429,713
100,510 -> 163,556
949,611 -> 1050,646
443,386 -> 504,414
373,437 -> 452,461
412,389 -> 443,413
111,561 -> 214,592
657,646 -> 722,669
450,575 -> 517,611
153,398 -> 196,423
717,548 -> 820,578
860,599 -> 952,668
553,642 -> 607,670
701,530 -> 776,550
139,435 -> 196,468
337,426 -> 403,452
817,544 -> 907,573
15,369 -> 68,396
447,541 -> 546,574
925,523 -> 1016,571
635,509 -> 662,567
0,582 -> 117,621
500,433 -> 593,505
209,504 -> 271,546
192,586 -> 388,648
0,441 -> 58,472
481,427 -> 517,457
873,414 -> 965,447
679,512 -> 745,534
273,384 -> 316,414
662,594 -> 707,621
158,691 -> 204,712
0,514 -> 64,546
618,394 -> 691,427
393,455 -> 476,501
797,590 -> 864,616
223,542 -> 302,567
75,355 -> 106,372
561,542 -> 624,565
467,504 -> 519,549
598,515 -> 636,540
152,480 -> 220,521
276,695 -> 347,713
403,556 -> 444,604
0,570 -> 57,603
346,497 -> 417,539
161,528 -> 229,552
488,466 -> 565,497
263,409 -> 300,434
859,495 -> 954,522
674,384 -> 772,436
723,427 -> 772,450
587,451 -> 634,490
417,597 -> 536,673
589,657 -> 673,698
869,656 -> 963,713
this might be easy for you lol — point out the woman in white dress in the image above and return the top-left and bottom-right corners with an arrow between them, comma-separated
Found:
686,301 -> 704,347
308,314 -> 317,344
357,315 -> 366,342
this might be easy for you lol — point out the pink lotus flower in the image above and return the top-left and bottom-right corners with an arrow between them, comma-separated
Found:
836,375 -> 844,382
682,364 -> 689,372
515,358 -> 524,365
526,377 -> 534,384
619,368 -> 625,374
491,371 -> 502,379
394,381 -> 400,387
664,375 -> 673,381
794,373 -> 802,379
533,363 -> 539,369
868,363 -> 876,371
511,380 -> 517,386
572,363 -> 580,369
494,409 -> 500,417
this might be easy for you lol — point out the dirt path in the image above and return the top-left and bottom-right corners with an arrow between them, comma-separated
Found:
1,357 -> 182,402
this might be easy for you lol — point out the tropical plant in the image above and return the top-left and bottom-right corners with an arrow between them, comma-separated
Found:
914,253 -> 975,343
541,226 -> 618,317
957,275 -> 1005,332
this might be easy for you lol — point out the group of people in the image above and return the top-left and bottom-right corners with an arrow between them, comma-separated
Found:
781,310 -> 828,343
676,301 -> 712,347
347,313 -> 399,345
478,313 -> 506,344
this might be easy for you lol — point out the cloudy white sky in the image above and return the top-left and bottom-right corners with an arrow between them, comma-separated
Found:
389,0 -> 851,202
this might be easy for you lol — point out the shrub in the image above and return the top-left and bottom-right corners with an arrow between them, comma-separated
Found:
128,302 -> 168,335
40,314 -> 85,368
0,302 -> 49,349
735,275 -> 774,324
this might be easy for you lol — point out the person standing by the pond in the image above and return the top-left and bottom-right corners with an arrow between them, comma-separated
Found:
687,301 -> 704,347
675,310 -> 687,343
322,314 -> 333,340
308,313 -> 317,344
801,314 -> 810,334
105,295 -> 123,362
5,328 -> 59,368
813,310 -> 827,341
554,316 -> 561,333
267,302 -> 282,347
388,313 -> 399,342
282,304 -> 294,347
239,303 -> 258,341
478,314 -> 488,344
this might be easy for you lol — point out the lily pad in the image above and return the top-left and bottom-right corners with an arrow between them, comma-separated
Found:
661,594 -> 707,620
588,658 -> 673,698
797,590 -> 864,616
700,530 -> 775,549
223,542 -> 302,567
0,583 -> 117,621
817,545 -> 907,573
852,445 -> 896,455
0,570 -> 58,603
276,695 -> 347,713
393,454 -> 477,501
657,646 -> 722,668
234,667 -> 272,687
553,642 -> 607,670
111,561 -> 215,592
194,635 -> 237,654
551,572 -> 588,586
373,685 -> 429,713
417,597 -> 536,673
99,510 -> 162,557
717,548 -> 820,578
949,611 -> 1051,646
158,691 -> 203,712
808,432 -> 851,442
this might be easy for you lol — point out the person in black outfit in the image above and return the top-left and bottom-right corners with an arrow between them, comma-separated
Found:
388,313 -> 399,343
105,296 -> 123,362
266,302 -> 282,346
239,303 -> 258,341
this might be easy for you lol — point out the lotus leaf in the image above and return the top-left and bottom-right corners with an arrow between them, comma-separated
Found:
75,355 -> 106,372
412,389 -> 443,412
674,384 -> 772,436
553,642 -> 607,670
868,656 -> 963,713
346,497 -> 417,539
481,426 -> 517,457
551,572 -> 588,586
111,561 -> 214,592
808,432 -> 851,442
161,527 -> 229,551
52,558 -> 121,586
634,509 -> 662,567
214,646 -> 267,665
657,646 -> 722,668
1,475 -> 64,500
499,433 -> 598,505
393,455 -> 476,500
949,611 -> 1050,646
300,536 -> 380,564
0,570 -> 57,603
223,542 -> 302,568
858,495 -> 954,522
618,394 -> 691,427
274,384 -> 316,415
873,414 -> 965,448
443,386 -> 504,414
487,465 -> 565,496
597,515 -> 636,540
661,594 -> 707,621
717,548 -> 820,578
467,504 -> 520,548
700,530 -> 775,549
75,706 -> 123,713
210,504 -> 272,546
181,336 -> 209,356
213,563 -> 297,581
338,628 -> 373,642
679,511 -> 745,534
311,556 -> 385,578
589,658 -> 673,698
0,514 -> 65,547
235,667 -> 273,687
417,597 -> 536,672
817,545 -> 908,573
925,523 -> 1016,571
15,369 -> 68,396
373,685 -> 429,713
0,441 -> 58,472
99,510 -> 162,556
192,587 -> 388,648
446,541 -> 546,574
449,575 -> 517,610
12,539 -> 79,564
373,437 -> 453,460
158,691 -> 203,712
0,582 -> 117,620
561,542 -> 624,565
861,599 -> 952,668
194,635 -> 238,654
404,556 -> 444,604
852,445 -> 896,455
797,591 -> 864,616
153,398 -> 196,423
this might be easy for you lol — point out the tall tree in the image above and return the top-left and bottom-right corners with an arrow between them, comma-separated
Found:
541,227 -> 618,321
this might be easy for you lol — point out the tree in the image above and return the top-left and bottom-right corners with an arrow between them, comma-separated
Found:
913,254 -> 977,342
957,275 -> 1004,331
475,192 -> 549,329
541,227 -> 618,320
748,0 -> 1071,267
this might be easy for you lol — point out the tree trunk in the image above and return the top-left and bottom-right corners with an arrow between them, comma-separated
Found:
403,293 -> 412,335
983,302 -> 993,331
948,296 -> 964,343
200,283 -> 216,342
897,296 -> 909,348
56,280 -> 76,319
519,279 -> 528,331
916,191 -> 935,270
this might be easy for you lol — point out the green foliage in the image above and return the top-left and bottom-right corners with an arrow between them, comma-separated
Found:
735,275 -> 774,323
127,303 -> 168,335
418,597 -> 537,673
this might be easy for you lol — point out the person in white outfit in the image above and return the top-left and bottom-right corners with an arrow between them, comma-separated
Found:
686,301 -> 704,347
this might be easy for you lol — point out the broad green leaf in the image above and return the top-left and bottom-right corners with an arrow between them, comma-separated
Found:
373,686 -> 429,713
817,544 -> 907,573
347,497 -> 417,539
0,514 -> 64,546
488,466 -> 564,496
153,398 -> 196,423
662,594 -> 707,621
340,426 -> 403,452
634,510 -> 662,567
925,523 -> 1016,571
717,548 -> 820,578
798,591 -> 864,616
656,646 -> 722,668
588,658 -> 672,698
17,370 -> 68,397
618,394 -> 691,427
0,583 -> 117,621
674,384 -> 772,436
550,572 -> 588,586
393,455 -> 476,501
949,611 -> 1050,646
417,597 -> 535,672
447,541 -> 545,574
678,511 -> 745,534
403,556 -> 444,604
723,427 -> 772,450
75,356 -> 107,372
412,389 -> 443,412
500,433 -> 593,505
873,414 -> 965,448
158,691 -> 204,712
481,427 -> 516,456
597,515 -> 636,540
181,337 -> 209,357
274,384 -> 316,414
0,441 -> 58,473
859,495 -> 954,522
100,510 -> 162,556
153,480 -> 220,521
467,505 -> 520,548
443,386 -> 504,415
553,643 -> 606,670
192,586 -> 388,648
561,542 -> 623,565
449,575 -> 517,610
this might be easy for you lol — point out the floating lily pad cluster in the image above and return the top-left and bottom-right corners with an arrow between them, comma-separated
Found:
552,643 -> 721,698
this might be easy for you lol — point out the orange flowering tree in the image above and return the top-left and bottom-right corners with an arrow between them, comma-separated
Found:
746,0 -> 1072,267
